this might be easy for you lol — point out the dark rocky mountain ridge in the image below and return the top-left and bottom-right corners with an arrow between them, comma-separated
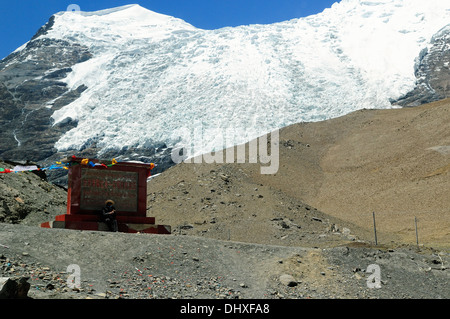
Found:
0,25 -> 92,161
392,24 -> 450,106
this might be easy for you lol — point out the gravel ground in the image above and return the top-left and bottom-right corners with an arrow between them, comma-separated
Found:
0,223 -> 448,300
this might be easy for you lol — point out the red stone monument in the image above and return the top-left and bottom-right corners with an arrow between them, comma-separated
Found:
41,157 -> 171,234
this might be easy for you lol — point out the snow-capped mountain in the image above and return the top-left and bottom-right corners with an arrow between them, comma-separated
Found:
1,1 -> 450,168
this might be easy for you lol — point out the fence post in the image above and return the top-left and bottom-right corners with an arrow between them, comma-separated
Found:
373,212 -> 378,246
415,216 -> 419,247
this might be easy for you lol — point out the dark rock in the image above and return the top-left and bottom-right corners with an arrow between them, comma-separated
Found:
0,277 -> 30,299
392,24 -> 450,107
279,220 -> 290,229
31,15 -> 56,41
17,277 -> 31,298
279,274 -> 297,287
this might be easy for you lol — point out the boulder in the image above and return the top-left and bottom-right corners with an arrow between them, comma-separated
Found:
279,274 -> 298,287
0,277 -> 30,299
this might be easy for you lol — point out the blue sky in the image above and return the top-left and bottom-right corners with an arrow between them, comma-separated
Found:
0,0 -> 337,59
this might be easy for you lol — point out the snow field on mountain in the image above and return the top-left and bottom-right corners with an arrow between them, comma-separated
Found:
37,0 -> 450,157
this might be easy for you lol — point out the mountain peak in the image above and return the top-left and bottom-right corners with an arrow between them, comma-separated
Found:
51,3 -> 196,38
57,4 -> 142,17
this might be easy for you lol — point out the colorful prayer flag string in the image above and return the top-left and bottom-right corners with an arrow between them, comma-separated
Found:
0,156 -> 155,175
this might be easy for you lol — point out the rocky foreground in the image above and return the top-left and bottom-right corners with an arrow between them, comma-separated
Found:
0,223 -> 448,300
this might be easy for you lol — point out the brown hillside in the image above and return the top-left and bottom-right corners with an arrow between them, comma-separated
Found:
148,99 -> 450,250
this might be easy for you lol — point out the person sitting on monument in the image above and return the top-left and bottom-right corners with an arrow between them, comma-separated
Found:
101,200 -> 118,232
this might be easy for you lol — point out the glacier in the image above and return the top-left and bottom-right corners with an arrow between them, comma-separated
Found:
27,0 -> 450,158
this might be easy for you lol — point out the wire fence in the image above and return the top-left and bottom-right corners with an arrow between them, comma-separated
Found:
370,211 -> 447,249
